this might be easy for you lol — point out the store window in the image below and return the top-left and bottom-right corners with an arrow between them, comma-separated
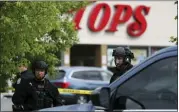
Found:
151,47 -> 165,55
107,47 -> 115,67
130,48 -> 148,65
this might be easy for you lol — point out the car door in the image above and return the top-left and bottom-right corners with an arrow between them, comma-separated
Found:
70,70 -> 104,90
100,71 -> 112,84
111,53 -> 177,110
84,71 -> 107,90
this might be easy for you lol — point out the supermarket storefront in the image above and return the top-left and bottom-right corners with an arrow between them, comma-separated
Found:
61,1 -> 177,69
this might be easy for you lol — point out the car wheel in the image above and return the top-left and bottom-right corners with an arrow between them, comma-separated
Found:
76,95 -> 88,104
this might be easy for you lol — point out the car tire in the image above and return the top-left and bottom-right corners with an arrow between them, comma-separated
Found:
76,95 -> 88,104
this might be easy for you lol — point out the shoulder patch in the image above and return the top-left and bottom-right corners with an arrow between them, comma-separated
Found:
17,78 -> 21,84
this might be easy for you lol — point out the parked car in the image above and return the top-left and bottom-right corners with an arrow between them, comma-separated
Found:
39,45 -> 177,111
46,66 -> 113,104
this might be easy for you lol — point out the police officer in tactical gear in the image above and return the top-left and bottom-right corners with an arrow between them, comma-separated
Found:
109,47 -> 134,110
12,60 -> 63,111
110,47 -> 134,83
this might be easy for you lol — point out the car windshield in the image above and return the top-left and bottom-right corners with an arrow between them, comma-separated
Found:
115,57 -> 178,109
47,70 -> 66,80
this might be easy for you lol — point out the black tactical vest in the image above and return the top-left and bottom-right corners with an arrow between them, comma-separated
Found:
32,80 -> 54,110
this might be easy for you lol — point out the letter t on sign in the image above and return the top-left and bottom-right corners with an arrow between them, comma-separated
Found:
73,8 -> 85,30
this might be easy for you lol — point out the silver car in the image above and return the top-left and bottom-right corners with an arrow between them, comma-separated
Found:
46,66 -> 113,104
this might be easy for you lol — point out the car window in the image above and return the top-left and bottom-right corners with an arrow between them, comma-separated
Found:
101,71 -> 112,81
72,71 -> 86,80
86,71 -> 102,81
115,56 -> 177,109
72,71 -> 103,81
47,70 -> 66,80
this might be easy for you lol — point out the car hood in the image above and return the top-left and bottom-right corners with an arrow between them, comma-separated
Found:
38,103 -> 95,111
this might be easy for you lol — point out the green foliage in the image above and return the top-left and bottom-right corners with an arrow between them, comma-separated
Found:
0,1 -> 90,91
0,73 -> 9,92
170,36 -> 178,45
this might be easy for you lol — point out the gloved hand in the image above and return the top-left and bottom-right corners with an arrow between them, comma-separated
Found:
12,105 -> 24,111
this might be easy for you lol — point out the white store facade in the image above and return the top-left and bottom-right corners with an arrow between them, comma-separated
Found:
61,1 -> 177,70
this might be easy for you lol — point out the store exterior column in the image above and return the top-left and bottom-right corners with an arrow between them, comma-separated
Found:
101,45 -> 107,69
95,45 -> 107,69
64,48 -> 70,66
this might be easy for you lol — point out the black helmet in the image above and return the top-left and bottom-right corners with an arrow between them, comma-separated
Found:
112,47 -> 126,57
32,60 -> 48,75
112,47 -> 134,63
124,47 -> 134,59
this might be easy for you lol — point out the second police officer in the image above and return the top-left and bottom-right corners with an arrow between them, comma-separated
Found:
110,47 -> 134,83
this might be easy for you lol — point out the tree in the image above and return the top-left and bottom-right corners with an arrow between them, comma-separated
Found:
170,1 -> 178,45
0,1 -> 90,91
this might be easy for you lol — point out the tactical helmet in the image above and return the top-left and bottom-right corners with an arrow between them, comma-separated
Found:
32,60 -> 48,75
124,47 -> 134,59
112,47 -> 134,63
112,47 -> 126,57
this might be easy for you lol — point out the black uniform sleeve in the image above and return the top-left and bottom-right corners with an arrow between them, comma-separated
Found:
45,79 -> 63,106
110,73 -> 119,84
12,78 -> 28,106
110,63 -> 133,84
52,86 -> 63,106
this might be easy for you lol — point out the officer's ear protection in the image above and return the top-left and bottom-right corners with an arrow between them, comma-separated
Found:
124,47 -> 134,63
124,47 -> 134,59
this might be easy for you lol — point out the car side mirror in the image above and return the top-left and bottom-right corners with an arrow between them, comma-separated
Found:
90,87 -> 110,109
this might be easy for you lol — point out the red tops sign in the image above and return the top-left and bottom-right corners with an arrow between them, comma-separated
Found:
73,3 -> 150,37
